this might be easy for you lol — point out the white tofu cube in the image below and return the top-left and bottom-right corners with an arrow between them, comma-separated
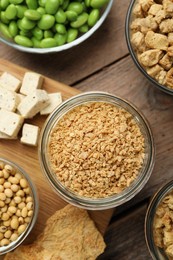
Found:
0,131 -> 17,140
40,92 -> 62,115
20,72 -> 44,95
0,87 -> 19,112
0,109 -> 24,137
20,123 -> 40,146
17,89 -> 50,118
0,72 -> 21,92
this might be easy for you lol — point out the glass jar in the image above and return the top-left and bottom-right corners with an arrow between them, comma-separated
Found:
125,0 -> 173,95
145,180 -> 173,260
0,157 -> 39,255
38,91 -> 155,210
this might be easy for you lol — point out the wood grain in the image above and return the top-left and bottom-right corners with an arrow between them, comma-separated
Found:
0,59 -> 113,246
98,202 -> 152,260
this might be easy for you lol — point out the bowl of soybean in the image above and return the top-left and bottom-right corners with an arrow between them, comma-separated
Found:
0,157 -> 38,255
0,0 -> 113,54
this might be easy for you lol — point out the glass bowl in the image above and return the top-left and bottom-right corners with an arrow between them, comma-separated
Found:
145,180 -> 173,260
38,91 -> 155,210
125,0 -> 173,95
0,0 -> 113,54
0,157 -> 39,255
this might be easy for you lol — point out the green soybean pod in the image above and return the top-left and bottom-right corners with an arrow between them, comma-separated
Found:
44,30 -> 54,38
55,8 -> 66,23
55,23 -> 66,34
26,0 -> 38,10
19,29 -> 32,37
79,23 -> 88,33
5,4 -> 17,20
16,5 -> 27,18
41,38 -> 57,48
9,0 -> 24,4
70,12 -> 88,28
90,0 -> 109,8
31,37 -> 41,48
9,21 -> 19,37
62,0 -> 69,10
85,0 -> 91,7
65,10 -> 77,22
1,0 -> 9,10
14,35 -> 33,47
0,23 -> 12,38
38,0 -> 46,7
1,11 -> 10,24
54,32 -> 67,46
67,2 -> 83,15
45,0 -> 59,15
32,26 -> 43,40
17,19 -> 28,31
24,9 -> 41,20
37,7 -> 46,15
20,17 -> 36,30
38,14 -> 55,30
88,9 -> 99,27
67,28 -> 78,43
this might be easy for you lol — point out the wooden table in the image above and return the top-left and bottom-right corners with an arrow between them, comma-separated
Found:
0,0 -> 173,259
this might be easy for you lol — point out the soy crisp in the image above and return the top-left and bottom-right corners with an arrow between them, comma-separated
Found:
48,102 -> 145,198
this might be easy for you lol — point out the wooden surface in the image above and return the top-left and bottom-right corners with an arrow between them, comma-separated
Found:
0,0 -> 173,259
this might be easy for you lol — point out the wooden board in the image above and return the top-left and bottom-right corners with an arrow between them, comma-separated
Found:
0,59 -> 114,249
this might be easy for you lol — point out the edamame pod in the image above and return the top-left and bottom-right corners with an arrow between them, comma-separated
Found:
38,0 -> 46,7
38,14 -> 55,30
55,23 -> 66,34
62,0 -> 69,10
24,10 -> 41,20
90,0 -> 109,9
85,0 -> 91,7
14,35 -> 33,47
67,28 -> 78,43
20,17 -> 36,30
55,8 -> 66,23
19,29 -> 32,37
26,0 -> 38,10
54,32 -> 67,46
1,11 -> 10,24
70,12 -> 88,28
9,0 -> 23,4
45,0 -> 59,15
9,21 -> 19,37
79,23 -> 88,33
41,38 -> 57,48
1,0 -> 10,10
88,9 -> 99,27
67,2 -> 83,15
5,4 -> 17,20
66,10 -> 77,22
37,7 -> 46,15
32,26 -> 43,40
0,23 -> 12,38
16,5 -> 27,18
31,36 -> 41,48
44,30 -> 54,38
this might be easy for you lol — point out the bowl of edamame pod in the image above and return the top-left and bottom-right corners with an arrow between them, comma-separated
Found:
0,0 -> 113,54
